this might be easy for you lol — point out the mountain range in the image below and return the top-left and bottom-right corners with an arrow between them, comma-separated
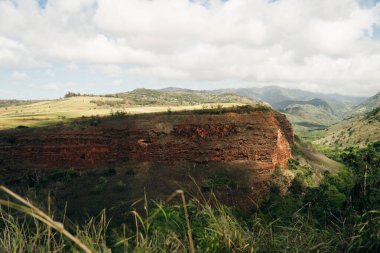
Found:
159,86 -> 373,132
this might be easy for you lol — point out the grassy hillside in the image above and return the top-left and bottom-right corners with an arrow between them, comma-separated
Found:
113,88 -> 253,106
275,98 -> 334,115
284,104 -> 339,129
315,107 -> 380,147
350,91 -> 380,116
0,88 -> 254,129
0,95 -> 248,129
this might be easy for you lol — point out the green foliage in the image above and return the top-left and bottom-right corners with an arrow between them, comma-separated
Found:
288,174 -> 307,195
193,104 -> 271,115
203,173 -> 236,191
113,181 -> 127,192
88,115 -> 101,126
114,88 -> 252,106
64,91 -> 82,98
1,180 -> 380,252
90,176 -> 108,194
110,110 -> 127,118
102,167 -> 116,177
318,141 -> 380,210
291,144 -> 302,155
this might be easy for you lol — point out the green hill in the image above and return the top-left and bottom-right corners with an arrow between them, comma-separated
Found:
315,106 -> 380,147
113,88 -> 253,106
284,104 -> 339,131
275,98 -> 335,115
350,92 -> 380,116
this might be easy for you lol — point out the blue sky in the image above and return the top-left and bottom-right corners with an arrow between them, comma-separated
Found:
360,0 -> 380,8
1,0 -> 380,99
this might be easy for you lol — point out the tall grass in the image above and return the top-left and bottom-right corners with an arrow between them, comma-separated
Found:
0,185 -> 379,252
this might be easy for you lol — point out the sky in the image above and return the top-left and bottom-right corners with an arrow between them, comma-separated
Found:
1,0 -> 380,99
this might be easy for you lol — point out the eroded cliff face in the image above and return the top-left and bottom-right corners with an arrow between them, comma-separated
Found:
0,110 -> 293,175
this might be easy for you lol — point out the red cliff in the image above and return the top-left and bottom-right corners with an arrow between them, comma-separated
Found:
0,109 -> 293,176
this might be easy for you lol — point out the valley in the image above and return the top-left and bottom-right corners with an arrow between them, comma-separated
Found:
2,1 -> 379,251
0,86 -> 379,252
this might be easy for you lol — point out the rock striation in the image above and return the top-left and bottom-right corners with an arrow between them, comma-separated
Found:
0,110 -> 293,174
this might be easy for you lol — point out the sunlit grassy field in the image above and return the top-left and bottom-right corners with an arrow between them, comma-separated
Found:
0,96 -> 246,129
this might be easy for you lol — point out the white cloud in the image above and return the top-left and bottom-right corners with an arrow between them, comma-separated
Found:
0,0 -> 380,96
111,79 -> 123,86
11,71 -> 30,81
43,81 -> 78,90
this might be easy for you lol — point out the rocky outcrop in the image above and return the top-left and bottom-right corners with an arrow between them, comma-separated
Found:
0,110 -> 293,175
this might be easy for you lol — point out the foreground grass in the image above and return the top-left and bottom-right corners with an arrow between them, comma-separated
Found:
0,185 -> 379,253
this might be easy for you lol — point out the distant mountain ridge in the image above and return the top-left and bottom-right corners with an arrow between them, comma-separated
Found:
214,86 -> 367,118
158,86 -> 371,132
160,86 -> 367,112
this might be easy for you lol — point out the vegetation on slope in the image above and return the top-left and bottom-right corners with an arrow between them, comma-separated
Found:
0,99 -> 42,108
316,107 -> 380,147
0,89 -> 254,129
112,88 -> 253,106
284,104 -> 339,130
63,89 -> 254,106
0,141 -> 379,252
0,97 -> 249,129
275,98 -> 335,115
350,92 -> 380,116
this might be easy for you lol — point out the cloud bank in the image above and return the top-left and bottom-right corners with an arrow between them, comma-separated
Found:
0,0 -> 380,98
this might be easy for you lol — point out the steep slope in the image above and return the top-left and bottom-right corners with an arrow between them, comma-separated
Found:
350,92 -> 380,115
0,107 -> 294,212
275,98 -> 334,115
315,107 -> 380,147
284,104 -> 339,130
0,107 -> 293,173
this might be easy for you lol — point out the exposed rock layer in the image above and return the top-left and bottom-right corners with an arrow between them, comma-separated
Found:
0,111 -> 293,174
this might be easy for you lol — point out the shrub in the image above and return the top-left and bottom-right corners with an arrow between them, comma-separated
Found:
64,91 -> 81,98
90,176 -> 108,193
203,173 -> 236,191
102,167 -> 116,176
114,181 -> 127,192
110,110 -> 127,118
289,174 -> 307,195
88,116 -> 101,126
